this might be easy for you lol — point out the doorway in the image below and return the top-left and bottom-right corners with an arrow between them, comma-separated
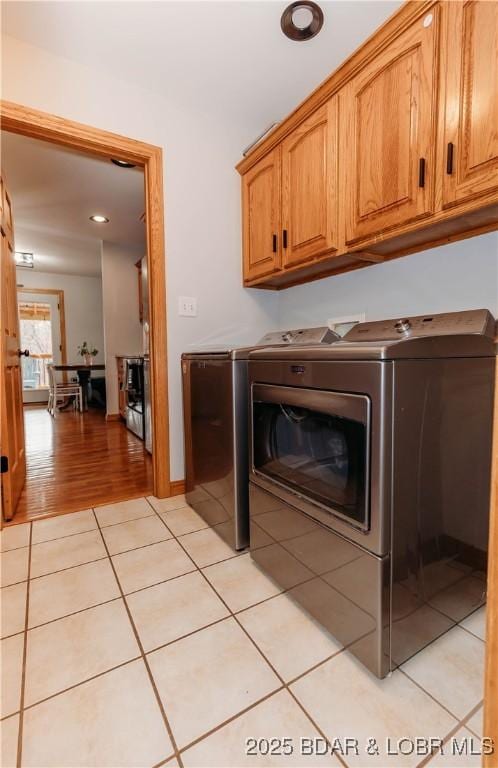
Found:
1,100 -> 171,524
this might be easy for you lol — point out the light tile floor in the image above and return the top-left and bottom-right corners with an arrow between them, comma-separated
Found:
0,495 -> 488,767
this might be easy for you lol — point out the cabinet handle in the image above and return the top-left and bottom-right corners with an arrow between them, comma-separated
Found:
418,158 -> 426,188
446,142 -> 454,175
272,233 -> 277,253
282,229 -> 288,249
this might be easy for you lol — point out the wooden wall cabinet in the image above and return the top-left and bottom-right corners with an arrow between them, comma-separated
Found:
441,1 -> 498,208
237,0 -> 498,290
281,99 -> 338,267
342,9 -> 438,245
242,99 -> 339,282
242,148 -> 281,282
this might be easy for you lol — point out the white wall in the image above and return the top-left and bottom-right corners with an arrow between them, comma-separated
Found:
2,34 -> 279,481
278,233 -> 498,329
16,269 -> 105,367
101,242 -> 143,416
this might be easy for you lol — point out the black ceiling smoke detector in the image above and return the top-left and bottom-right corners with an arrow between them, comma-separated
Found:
281,1 -> 324,41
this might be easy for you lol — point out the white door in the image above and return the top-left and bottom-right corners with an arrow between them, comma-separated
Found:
17,292 -> 63,404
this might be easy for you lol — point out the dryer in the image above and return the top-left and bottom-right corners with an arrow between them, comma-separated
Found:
248,309 -> 496,676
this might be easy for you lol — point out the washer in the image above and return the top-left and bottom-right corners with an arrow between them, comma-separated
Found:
181,327 -> 337,551
248,308 -> 496,677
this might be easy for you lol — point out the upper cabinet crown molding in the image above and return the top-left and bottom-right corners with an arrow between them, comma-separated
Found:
238,0 -> 498,290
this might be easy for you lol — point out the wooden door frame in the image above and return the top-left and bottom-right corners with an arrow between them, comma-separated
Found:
1,100 -> 171,498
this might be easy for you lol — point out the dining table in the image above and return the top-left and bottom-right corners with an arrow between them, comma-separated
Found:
53,364 -> 105,411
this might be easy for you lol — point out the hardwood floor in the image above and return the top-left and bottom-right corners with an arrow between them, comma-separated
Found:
10,406 -> 153,524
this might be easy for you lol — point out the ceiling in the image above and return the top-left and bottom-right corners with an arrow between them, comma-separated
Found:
1,132 -> 145,276
2,1 -> 402,129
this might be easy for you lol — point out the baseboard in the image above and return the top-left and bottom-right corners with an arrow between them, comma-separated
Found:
105,413 -> 122,422
170,479 -> 186,496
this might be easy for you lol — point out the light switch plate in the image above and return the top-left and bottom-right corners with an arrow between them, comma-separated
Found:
178,296 -> 197,317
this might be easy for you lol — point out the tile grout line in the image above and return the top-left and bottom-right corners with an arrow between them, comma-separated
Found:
90,507 -> 183,768
166,685 -> 288,757
27,512 -> 156,549
28,554 -> 108,582
118,565 -> 197,597
9,491 -> 152,529
16,521 -> 33,768
456,621 -> 486,644
23,595 -> 123,634
104,533 -> 176,559
19,656 -> 143,713
415,699 -> 485,767
458,699 -> 485,739
415,719 -> 471,768
1,543 -> 30,554
145,497 -> 351,768
398,664 -> 476,725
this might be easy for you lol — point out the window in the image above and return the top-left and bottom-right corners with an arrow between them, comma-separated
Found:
18,301 -> 53,389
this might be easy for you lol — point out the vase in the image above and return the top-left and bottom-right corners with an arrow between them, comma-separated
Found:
84,354 -> 92,366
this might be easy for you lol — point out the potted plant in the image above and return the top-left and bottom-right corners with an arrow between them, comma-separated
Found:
78,341 -> 98,366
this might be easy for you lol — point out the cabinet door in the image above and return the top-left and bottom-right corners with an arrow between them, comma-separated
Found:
242,148 -> 281,282
441,1 -> 498,207
342,8 -> 438,245
281,99 -> 338,268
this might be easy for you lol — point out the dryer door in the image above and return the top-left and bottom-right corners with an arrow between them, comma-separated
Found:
252,384 -> 371,532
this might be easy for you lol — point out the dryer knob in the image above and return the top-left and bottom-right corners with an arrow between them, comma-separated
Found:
395,318 -> 411,334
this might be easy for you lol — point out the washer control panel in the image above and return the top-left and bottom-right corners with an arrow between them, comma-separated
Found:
344,309 -> 495,342
257,326 -> 338,346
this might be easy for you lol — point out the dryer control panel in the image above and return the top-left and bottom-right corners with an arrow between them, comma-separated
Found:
343,309 -> 495,342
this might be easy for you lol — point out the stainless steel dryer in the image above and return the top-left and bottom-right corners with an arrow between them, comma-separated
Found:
181,327 -> 337,551
248,309 -> 496,677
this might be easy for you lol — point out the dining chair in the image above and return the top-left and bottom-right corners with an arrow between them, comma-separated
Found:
47,365 -> 83,415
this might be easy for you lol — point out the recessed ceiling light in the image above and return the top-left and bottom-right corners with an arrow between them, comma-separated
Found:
281,1 -> 323,41
15,251 -> 34,268
111,158 -> 136,168
89,214 -> 109,224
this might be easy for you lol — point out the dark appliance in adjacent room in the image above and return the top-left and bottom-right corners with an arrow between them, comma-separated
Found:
248,309 -> 496,678
181,327 -> 338,551
125,357 -> 145,440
